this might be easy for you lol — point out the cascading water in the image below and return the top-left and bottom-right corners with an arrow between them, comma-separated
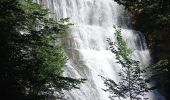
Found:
37,0 -> 165,100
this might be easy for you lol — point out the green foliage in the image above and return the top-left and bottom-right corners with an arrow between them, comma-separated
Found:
102,26 -> 168,100
114,1 -> 170,99
146,60 -> 169,89
114,0 -> 170,32
103,27 -> 150,100
0,0 -> 84,99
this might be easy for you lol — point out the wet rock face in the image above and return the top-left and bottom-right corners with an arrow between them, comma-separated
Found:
145,32 -> 170,59
134,21 -> 170,100
147,30 -> 170,100
126,8 -> 170,99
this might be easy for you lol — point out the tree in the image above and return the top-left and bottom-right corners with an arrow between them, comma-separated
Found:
102,26 -> 168,100
114,0 -> 170,31
0,0 -> 84,99
113,0 -> 170,99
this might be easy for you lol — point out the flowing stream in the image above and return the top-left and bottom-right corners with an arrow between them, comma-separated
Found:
37,0 -> 165,100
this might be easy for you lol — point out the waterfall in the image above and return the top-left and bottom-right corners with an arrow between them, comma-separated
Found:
38,0 -> 165,100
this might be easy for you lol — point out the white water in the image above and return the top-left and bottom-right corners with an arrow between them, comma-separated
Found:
38,0 -> 165,100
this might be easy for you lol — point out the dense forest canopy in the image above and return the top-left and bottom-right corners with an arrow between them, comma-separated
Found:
0,0 -> 170,100
0,0 -> 84,99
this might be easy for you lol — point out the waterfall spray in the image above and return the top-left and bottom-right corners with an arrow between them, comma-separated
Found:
39,0 -> 165,100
